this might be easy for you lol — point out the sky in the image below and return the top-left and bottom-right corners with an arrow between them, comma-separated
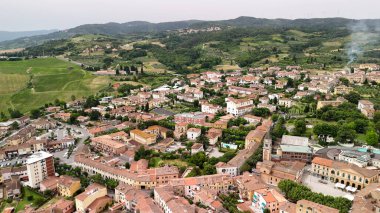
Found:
1,0 -> 380,31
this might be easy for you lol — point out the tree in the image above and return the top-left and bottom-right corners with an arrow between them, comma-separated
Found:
125,162 -> 130,169
252,108 -> 270,117
344,92 -> 361,104
145,102 -> 149,112
335,124 -> 356,143
30,109 -> 41,119
89,110 -> 101,121
71,95 -> 76,101
11,121 -> 19,130
84,96 -> 99,108
0,112 -> 7,122
197,134 -> 210,150
313,123 -> 338,143
293,119 -> 306,136
8,108 -> 23,118
366,130 -> 379,146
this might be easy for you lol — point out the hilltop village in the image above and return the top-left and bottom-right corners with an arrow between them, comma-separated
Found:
1,63 -> 380,213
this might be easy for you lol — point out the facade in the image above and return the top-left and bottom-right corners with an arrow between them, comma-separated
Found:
26,151 -> 55,188
187,128 -> 201,141
311,157 -> 379,190
174,112 -> 207,125
296,199 -> 339,213
226,98 -> 254,116
57,175 -> 81,197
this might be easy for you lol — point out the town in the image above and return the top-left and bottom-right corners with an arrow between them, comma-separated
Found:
0,61 -> 380,213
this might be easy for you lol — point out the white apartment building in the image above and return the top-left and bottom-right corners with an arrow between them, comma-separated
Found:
26,151 -> 55,188
226,98 -> 253,116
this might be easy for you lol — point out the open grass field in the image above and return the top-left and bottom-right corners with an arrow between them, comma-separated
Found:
0,58 -> 111,114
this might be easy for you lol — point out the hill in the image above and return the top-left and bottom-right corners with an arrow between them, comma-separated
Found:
0,29 -> 57,42
2,17 -> 380,50
0,58 -> 111,114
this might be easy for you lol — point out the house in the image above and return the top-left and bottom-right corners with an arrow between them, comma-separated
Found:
91,136 -> 128,155
242,114 -> 262,126
245,120 -> 272,149
130,129 -> 156,145
256,160 -> 306,186
215,162 -> 239,177
296,199 -> 339,213
334,85 -> 354,95
4,175 -> 21,199
187,128 -> 201,141
174,122 -> 188,139
57,175 -> 81,197
226,97 -> 254,116
201,103 -> 223,114
145,125 -> 169,139
207,128 -> 222,145
191,143 -> 204,154
75,183 -> 111,213
251,188 -> 287,213
278,98 -> 293,108
358,100 -> 375,119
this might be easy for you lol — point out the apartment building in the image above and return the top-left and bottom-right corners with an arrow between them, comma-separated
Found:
226,98 -> 254,116
75,183 -> 111,213
26,151 -> 55,188
130,129 -> 156,145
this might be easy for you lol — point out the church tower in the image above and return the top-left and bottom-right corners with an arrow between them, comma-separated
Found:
263,133 -> 272,161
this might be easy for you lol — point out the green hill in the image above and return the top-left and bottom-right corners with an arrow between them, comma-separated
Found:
0,58 -> 111,114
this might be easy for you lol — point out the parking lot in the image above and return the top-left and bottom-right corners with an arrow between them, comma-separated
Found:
302,171 -> 354,200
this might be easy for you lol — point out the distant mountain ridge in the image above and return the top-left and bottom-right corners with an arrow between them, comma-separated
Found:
0,29 -> 57,43
1,17 -> 380,50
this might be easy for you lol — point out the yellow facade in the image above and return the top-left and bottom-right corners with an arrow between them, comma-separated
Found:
58,180 -> 81,197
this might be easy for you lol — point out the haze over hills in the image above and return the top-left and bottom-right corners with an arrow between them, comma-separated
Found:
1,16 -> 380,50
0,29 -> 57,43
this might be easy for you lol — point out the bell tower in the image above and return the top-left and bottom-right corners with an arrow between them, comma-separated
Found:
263,133 -> 272,161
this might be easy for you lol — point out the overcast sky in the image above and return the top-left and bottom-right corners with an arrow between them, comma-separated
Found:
2,0 -> 380,31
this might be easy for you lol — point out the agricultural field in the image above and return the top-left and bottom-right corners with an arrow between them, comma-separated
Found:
0,58 -> 111,114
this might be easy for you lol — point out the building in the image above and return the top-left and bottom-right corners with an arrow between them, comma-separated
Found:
174,122 -> 188,139
351,182 -> 380,213
4,175 -> 21,199
226,98 -> 254,116
296,199 -> 339,213
201,103 -> 223,114
358,100 -> 375,119
334,85 -> 353,95
316,97 -> 346,109
154,185 -> 200,213
216,162 -> 239,177
252,188 -> 287,213
191,143 -> 204,154
26,151 -> 55,188
145,125 -> 169,139
174,112 -> 208,125
234,172 -> 267,200
311,157 -> 379,190
75,183 -> 111,213
187,128 -> 201,141
130,129 -> 156,145
57,175 -> 81,197
91,136 -> 127,155
256,161 -> 306,186
338,150 -> 371,168
245,120 -> 272,149
278,98 -> 293,108
74,154 -> 179,189
276,135 -> 312,162
242,114 -> 262,126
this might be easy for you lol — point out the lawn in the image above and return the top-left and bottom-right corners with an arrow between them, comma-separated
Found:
14,187 -> 47,212
0,58 -> 111,114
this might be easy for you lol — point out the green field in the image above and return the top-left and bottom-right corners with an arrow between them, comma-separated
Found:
0,58 -> 111,114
